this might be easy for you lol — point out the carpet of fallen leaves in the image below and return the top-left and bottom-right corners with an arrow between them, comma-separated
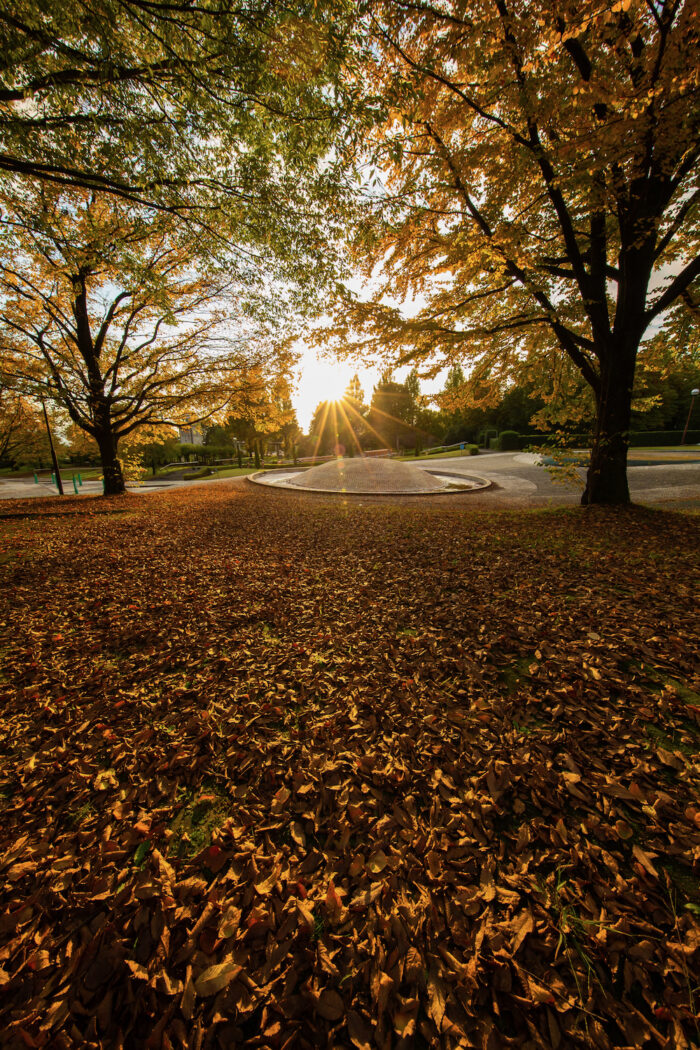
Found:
0,483 -> 699,1050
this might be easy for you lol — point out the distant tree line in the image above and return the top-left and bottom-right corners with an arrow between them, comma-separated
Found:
303,355 -> 699,458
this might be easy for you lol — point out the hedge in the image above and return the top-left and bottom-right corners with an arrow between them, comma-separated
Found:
498,430 -> 520,451
627,430 -> 700,446
517,430 -> 700,450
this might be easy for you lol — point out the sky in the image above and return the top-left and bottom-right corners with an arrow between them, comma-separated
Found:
289,280 -> 443,433
290,345 -> 445,433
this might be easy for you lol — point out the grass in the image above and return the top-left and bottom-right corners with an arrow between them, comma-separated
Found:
631,445 -> 700,453
398,448 -> 480,461
152,463 -> 196,477
0,466 -> 102,480
168,787 -> 230,860
182,465 -> 259,479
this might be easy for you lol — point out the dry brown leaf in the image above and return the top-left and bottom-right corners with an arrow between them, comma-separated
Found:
315,989 -> 344,1021
347,1009 -> 373,1049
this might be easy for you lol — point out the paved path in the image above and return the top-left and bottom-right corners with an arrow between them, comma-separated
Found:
412,451 -> 700,508
0,472 -> 242,501
1,452 -> 699,508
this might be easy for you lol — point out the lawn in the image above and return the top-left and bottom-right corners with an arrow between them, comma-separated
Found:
204,466 -> 261,479
398,449 -> 479,461
176,466 -> 272,480
0,467 -> 103,480
0,485 -> 698,1049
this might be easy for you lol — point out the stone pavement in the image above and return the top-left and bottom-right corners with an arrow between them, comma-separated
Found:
419,451 -> 700,508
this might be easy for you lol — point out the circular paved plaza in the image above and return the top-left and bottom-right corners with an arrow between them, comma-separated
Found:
251,456 -> 490,495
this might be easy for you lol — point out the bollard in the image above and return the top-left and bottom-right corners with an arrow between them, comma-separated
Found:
77,473 -> 82,486
73,475 -> 79,494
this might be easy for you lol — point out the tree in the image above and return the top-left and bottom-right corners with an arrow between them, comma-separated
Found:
308,400 -> 340,455
0,2 -> 350,210
0,189 -> 294,493
334,0 -> 700,503
345,373 -> 365,406
368,372 -> 415,450
64,423 -> 101,466
0,0 -> 367,351
278,400 -> 302,459
631,317 -> 700,429
403,367 -> 421,426
307,375 -> 372,455
0,386 -> 48,467
136,430 -> 180,477
226,376 -> 297,464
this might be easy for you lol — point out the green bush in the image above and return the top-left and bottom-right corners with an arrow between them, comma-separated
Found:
498,430 -> 520,451
628,430 -> 700,446
522,430 -> 700,450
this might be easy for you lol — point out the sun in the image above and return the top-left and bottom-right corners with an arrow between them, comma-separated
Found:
317,365 -> 353,404
293,347 -> 384,432
295,355 -> 359,426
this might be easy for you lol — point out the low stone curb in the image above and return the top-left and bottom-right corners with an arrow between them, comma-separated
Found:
247,467 -> 492,496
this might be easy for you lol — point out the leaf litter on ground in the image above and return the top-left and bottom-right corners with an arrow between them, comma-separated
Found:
0,483 -> 698,1049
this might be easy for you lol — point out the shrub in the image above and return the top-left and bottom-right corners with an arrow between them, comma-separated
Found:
521,430 -> 700,450
498,430 -> 520,451
628,430 -> 700,446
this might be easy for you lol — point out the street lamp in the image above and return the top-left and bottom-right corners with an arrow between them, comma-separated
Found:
681,388 -> 700,445
40,397 -> 64,495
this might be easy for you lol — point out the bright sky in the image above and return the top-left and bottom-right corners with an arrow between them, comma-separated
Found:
291,346 -> 446,433
291,349 -> 378,431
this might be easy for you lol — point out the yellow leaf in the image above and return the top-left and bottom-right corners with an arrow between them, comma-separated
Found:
194,959 -> 242,997
290,821 -> 306,847
368,849 -> 388,874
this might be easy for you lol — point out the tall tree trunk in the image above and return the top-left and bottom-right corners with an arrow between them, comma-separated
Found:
95,424 -> 126,495
582,349 -> 636,506
71,272 -> 127,495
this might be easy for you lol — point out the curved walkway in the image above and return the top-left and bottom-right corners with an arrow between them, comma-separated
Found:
416,451 -> 700,508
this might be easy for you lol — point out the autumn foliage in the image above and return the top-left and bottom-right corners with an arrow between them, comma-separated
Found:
0,484 -> 698,1047
332,0 -> 700,505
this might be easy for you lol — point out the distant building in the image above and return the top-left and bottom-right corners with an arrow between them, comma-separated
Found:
178,424 -> 205,446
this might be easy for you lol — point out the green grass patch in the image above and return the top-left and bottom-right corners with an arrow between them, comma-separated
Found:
169,786 -> 230,860
498,656 -> 537,694
398,448 -> 479,461
644,721 -> 698,757
212,467 -> 260,478
182,466 -> 258,479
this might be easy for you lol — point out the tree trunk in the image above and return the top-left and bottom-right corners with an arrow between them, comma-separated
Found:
582,351 -> 636,506
96,426 -> 126,495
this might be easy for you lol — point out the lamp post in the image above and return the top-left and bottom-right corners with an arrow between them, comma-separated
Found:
681,388 -> 700,445
40,398 -> 64,495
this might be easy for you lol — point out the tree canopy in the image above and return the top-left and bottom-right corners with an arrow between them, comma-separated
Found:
326,0 -> 700,502
0,0 -> 365,321
0,188 -> 294,492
